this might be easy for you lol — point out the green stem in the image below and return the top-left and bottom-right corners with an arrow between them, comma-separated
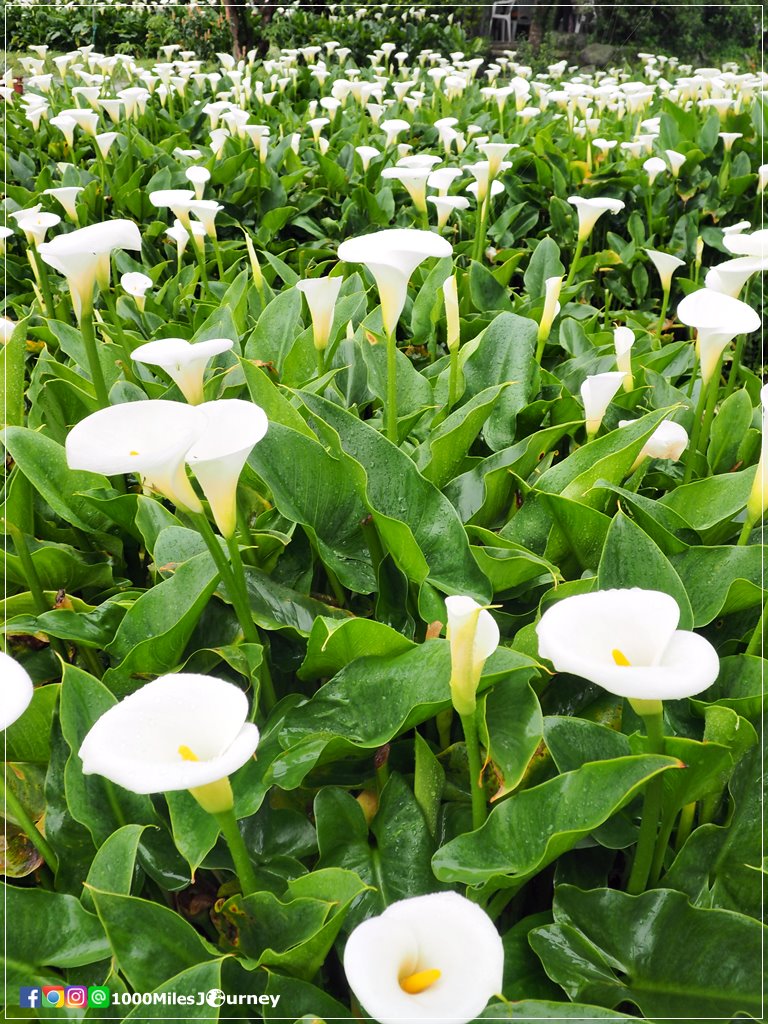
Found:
460,711 -> 487,831
385,328 -> 398,444
565,236 -> 586,289
649,808 -> 677,885
675,802 -> 696,852
79,307 -> 111,409
723,335 -> 746,400
316,347 -> 325,378
30,248 -> 56,319
447,346 -> 459,412
214,808 -> 257,896
192,512 -> 256,644
737,516 -> 755,546
654,286 -> 670,349
3,770 -> 58,872
213,238 -> 225,280
627,710 -> 665,895
225,533 -> 277,712
5,519 -> 68,662
697,367 -> 721,460
745,601 -> 766,657
682,378 -> 709,485
193,239 -> 210,299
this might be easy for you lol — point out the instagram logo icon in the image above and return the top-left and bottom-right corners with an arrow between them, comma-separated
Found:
65,986 -> 88,1008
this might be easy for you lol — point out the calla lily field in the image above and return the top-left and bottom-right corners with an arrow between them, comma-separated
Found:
1,25 -> 766,1023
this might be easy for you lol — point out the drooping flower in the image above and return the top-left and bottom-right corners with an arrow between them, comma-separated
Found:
296,277 -> 343,352
65,399 -> 203,512
536,589 -> 720,703
619,418 -> 689,469
0,651 -> 34,731
580,371 -> 625,438
337,229 -> 452,339
445,596 -> 500,717
186,399 -> 269,538
343,892 -> 504,1024
131,337 -> 234,405
79,673 -> 259,813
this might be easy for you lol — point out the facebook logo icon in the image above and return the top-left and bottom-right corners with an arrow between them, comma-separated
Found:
19,988 -> 41,1008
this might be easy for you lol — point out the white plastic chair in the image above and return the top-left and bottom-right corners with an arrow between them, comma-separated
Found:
490,1 -> 518,42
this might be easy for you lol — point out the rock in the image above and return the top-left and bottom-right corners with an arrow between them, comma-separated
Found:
579,43 -> 616,67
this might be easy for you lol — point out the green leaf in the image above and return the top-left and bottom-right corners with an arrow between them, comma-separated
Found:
708,388 -> 753,473
480,676 -> 543,800
299,392 -> 492,600
479,999 -> 641,1020
597,511 -> 694,628
461,312 -> 539,451
166,790 -> 221,875
240,358 -> 315,437
83,824 -> 148,912
123,961 -> 224,1021
104,551 -> 220,692
414,731 -> 445,837
4,683 -> 59,762
298,615 -> 415,681
1,883 -> 109,969
90,888 -> 217,992
469,260 -> 513,312
244,288 -> 303,374
659,468 -> 753,534
262,973 -> 352,1020
316,774 -> 435,927
419,384 -> 507,487
431,755 -> 680,893
2,427 -> 114,538
217,868 -> 369,979
529,884 -> 765,1018
523,236 -> 565,299
671,545 -> 763,625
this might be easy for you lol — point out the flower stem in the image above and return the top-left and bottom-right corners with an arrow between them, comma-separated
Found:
627,709 -> 665,895
3,769 -> 58,872
79,307 -> 111,409
654,286 -> 670,349
723,334 -> 746,400
737,516 -> 755,546
5,518 -> 69,662
565,236 -> 585,289
192,512 -> 258,648
682,377 -> 709,485
214,808 -> 257,896
225,534 -> 277,712
460,711 -> 487,831
30,248 -> 56,319
675,801 -> 696,852
746,601 -> 766,657
385,328 -> 398,444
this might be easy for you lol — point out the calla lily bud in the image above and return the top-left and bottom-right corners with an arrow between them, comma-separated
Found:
78,673 -> 259,813
186,399 -> 269,538
0,651 -> 34,731
297,276 -> 343,351
614,326 -> 635,392
131,337 -> 234,405
580,371 -> 625,438
536,588 -> 720,710
343,892 -> 504,1024
445,596 -> 500,717
66,399 -> 204,513
538,275 -> 562,343
443,274 -> 460,352
244,232 -> 264,293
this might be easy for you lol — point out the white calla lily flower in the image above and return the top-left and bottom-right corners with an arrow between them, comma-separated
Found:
79,672 -> 259,812
427,195 -> 470,229
355,145 -> 381,171
619,418 -> 689,469
704,256 -> 768,299
296,277 -> 343,352
676,288 -> 760,385
646,249 -> 685,292
121,271 -> 153,311
614,326 -> 635,391
567,195 -> 625,241
381,166 -> 431,213
536,588 -> 720,703
723,228 -> 768,258
186,399 -> 269,538
66,399 -> 203,512
0,651 -> 34,731
337,228 -> 452,339
538,275 -> 562,346
43,186 -> 83,224
580,371 -> 625,438
185,165 -> 211,200
131,337 -> 233,405
343,892 -> 504,1024
445,595 -> 500,716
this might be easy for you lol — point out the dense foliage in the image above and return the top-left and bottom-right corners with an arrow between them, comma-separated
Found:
1,34 -> 766,1024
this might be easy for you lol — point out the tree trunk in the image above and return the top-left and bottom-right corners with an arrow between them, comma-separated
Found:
528,0 -> 549,50
222,0 -> 253,59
